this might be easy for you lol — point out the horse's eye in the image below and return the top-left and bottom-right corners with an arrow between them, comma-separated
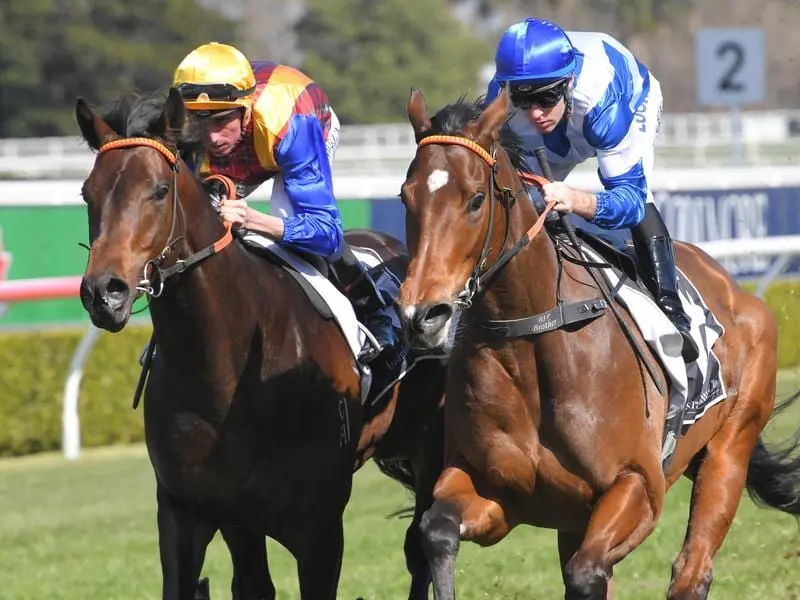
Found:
468,192 -> 485,212
154,183 -> 170,200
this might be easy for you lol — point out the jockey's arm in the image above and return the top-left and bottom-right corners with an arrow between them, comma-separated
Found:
265,113 -> 345,259
544,102 -> 648,229
239,201 -> 285,238
584,103 -> 648,229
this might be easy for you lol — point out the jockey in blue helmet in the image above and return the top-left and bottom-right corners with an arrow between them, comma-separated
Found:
486,18 -> 699,363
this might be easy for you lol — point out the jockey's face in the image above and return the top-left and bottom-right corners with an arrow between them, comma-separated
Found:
205,110 -> 244,156
524,98 -> 567,134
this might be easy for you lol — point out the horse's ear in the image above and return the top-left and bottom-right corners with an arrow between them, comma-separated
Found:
75,98 -> 116,150
475,86 -> 510,148
160,88 -> 187,143
407,87 -> 432,141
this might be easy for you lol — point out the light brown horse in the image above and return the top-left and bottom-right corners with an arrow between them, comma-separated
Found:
75,88 -> 446,600
396,87 -> 800,600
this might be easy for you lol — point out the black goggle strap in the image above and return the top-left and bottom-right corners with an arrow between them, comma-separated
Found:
176,83 -> 256,101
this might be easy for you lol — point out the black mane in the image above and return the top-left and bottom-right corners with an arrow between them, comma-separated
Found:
420,95 -> 532,175
97,90 -> 207,158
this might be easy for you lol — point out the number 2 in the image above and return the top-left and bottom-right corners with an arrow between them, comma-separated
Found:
717,41 -> 745,92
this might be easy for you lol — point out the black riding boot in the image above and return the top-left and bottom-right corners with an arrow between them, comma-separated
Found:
633,205 -> 700,364
331,244 -> 399,362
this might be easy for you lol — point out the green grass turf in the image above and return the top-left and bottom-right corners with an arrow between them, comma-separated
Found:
1,373 -> 800,599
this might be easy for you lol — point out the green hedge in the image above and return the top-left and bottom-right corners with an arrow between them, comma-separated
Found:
0,280 -> 799,457
0,324 -> 151,457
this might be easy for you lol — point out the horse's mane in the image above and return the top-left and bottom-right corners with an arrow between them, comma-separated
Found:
97,90 -> 207,159
419,94 -> 532,175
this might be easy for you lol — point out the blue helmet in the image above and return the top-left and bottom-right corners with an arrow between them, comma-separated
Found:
494,18 -> 577,85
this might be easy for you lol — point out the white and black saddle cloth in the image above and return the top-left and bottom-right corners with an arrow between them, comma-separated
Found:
579,240 -> 727,428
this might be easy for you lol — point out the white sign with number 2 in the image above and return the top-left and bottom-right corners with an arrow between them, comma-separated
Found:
696,28 -> 765,107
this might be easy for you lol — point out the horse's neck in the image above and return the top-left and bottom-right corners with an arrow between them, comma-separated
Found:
148,172 -> 283,377
474,168 -> 559,322
460,166 -> 566,412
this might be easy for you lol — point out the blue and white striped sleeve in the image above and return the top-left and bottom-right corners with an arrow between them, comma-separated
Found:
584,102 -> 648,230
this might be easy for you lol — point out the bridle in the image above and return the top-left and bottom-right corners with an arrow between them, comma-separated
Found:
416,135 -> 555,308
96,138 -> 233,297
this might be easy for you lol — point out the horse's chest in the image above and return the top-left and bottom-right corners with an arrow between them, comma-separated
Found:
450,385 -> 541,495
449,361 -> 615,493
146,410 -> 253,492
144,372 -> 357,524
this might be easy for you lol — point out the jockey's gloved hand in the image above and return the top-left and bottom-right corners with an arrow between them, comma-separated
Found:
202,179 -> 228,211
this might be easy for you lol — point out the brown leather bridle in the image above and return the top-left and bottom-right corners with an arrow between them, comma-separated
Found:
416,135 -> 555,307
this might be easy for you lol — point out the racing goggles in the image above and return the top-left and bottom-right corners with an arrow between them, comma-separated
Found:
176,82 -> 255,102
509,78 -> 569,110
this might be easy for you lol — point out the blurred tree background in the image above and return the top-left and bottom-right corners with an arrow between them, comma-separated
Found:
295,0 -> 492,124
0,0 -> 234,136
0,0 -> 796,136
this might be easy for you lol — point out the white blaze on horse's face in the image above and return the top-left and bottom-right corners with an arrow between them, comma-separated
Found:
427,169 -> 449,194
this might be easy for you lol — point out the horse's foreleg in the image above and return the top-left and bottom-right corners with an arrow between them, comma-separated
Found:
421,466 -> 512,600
404,450 -> 443,599
558,532 -> 614,600
563,471 -> 662,600
404,503 -> 431,600
219,527 -> 275,600
288,514 -> 345,600
157,483 -> 218,600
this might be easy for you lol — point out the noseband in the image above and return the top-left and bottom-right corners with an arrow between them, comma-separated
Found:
416,135 -> 555,307
96,138 -> 233,297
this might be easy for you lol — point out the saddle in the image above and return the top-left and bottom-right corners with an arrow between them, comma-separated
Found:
548,220 -> 651,298
245,240 -> 399,327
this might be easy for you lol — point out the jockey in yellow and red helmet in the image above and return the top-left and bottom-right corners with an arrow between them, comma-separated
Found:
173,42 -> 398,361
173,42 -> 341,257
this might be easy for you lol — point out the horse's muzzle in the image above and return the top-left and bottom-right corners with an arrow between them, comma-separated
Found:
402,301 -> 454,350
80,272 -> 133,332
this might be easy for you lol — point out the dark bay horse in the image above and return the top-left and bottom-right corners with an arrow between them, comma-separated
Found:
75,88 -> 445,600
396,87 -> 800,600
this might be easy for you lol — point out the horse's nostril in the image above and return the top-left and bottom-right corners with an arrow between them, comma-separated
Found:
103,276 -> 129,309
412,302 -> 453,335
424,303 -> 453,324
106,277 -> 128,296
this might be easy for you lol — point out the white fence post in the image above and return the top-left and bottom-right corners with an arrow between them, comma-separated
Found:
61,325 -> 100,460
